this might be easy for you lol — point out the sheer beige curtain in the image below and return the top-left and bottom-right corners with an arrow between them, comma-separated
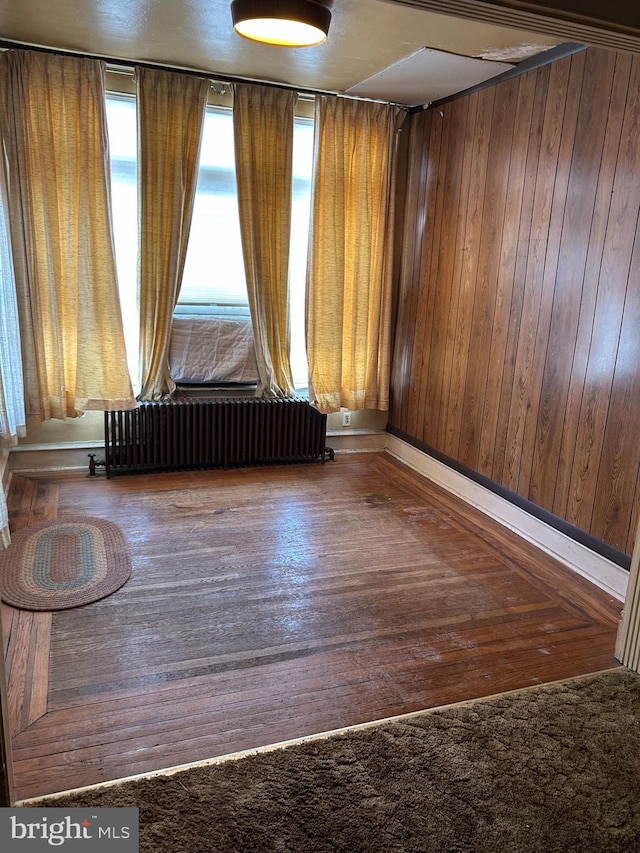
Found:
306,97 -> 403,413
233,83 -> 296,398
0,49 -> 135,419
137,67 -> 209,401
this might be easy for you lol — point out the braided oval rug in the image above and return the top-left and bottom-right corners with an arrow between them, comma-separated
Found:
0,516 -> 131,610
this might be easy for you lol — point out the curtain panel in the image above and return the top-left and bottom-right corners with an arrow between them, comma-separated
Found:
136,67 -> 209,401
306,97 -> 404,414
0,49 -> 135,420
233,83 -> 296,398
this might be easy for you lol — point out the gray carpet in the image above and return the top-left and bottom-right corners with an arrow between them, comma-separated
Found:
31,668 -> 640,852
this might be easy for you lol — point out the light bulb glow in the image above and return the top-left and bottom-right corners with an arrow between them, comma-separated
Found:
234,17 -> 327,47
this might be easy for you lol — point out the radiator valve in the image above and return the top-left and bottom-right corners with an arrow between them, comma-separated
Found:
87,453 -> 107,477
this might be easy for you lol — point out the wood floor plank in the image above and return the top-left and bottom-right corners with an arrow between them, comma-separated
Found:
3,475 -> 57,740
4,607 -> 52,738
2,603 -> 17,661
7,476 -> 36,531
23,613 -> 51,729
4,453 -> 622,800
6,612 -> 36,738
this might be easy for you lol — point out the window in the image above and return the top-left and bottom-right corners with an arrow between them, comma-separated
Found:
105,94 -> 138,384
178,108 -> 245,313
0,173 -> 26,446
105,92 -> 313,391
289,116 -> 314,390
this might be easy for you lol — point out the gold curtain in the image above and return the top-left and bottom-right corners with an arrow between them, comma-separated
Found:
137,67 -> 209,401
0,50 -> 135,419
233,83 -> 296,398
306,97 -> 403,414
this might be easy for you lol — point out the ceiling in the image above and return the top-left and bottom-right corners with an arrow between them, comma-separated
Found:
0,0 -> 570,107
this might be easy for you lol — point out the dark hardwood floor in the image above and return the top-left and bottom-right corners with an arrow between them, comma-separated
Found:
3,452 -> 622,800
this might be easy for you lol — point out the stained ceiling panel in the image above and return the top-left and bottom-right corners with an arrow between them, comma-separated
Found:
345,47 -> 515,106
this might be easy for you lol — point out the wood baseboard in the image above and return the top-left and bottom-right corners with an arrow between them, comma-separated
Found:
384,434 -> 628,602
8,443 -> 102,474
9,432 -> 389,473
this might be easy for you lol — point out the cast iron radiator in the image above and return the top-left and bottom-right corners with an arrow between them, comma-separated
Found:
99,398 -> 334,477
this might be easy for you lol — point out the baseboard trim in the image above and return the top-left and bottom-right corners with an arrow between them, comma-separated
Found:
8,432 -> 387,472
385,434 -> 628,602
328,429 -> 387,454
9,443 -> 103,474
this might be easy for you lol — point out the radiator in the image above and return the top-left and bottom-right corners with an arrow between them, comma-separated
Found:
99,398 -> 334,477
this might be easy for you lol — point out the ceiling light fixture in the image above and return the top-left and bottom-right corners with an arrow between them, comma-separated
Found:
231,0 -> 333,48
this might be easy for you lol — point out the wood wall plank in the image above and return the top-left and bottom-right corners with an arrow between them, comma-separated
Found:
433,99 -> 471,451
601,230 -> 640,553
589,55 -> 640,550
450,88 -> 493,465
406,112 -> 437,440
522,50 -> 594,505
492,70 -> 547,487
390,46 -> 640,557
480,75 -> 532,479
440,94 -> 482,459
556,52 -> 633,525
506,58 -> 575,495
459,84 -> 506,472
418,109 -> 449,444
413,112 -> 445,441
391,113 -> 426,437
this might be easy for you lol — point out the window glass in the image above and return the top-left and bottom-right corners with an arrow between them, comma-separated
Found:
105,94 -> 139,385
289,116 -> 313,389
179,108 -> 246,311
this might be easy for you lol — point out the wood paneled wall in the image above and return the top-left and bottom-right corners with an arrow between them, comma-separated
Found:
389,47 -> 640,557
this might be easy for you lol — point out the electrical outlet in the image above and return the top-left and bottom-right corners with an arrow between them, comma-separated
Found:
342,410 -> 352,427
